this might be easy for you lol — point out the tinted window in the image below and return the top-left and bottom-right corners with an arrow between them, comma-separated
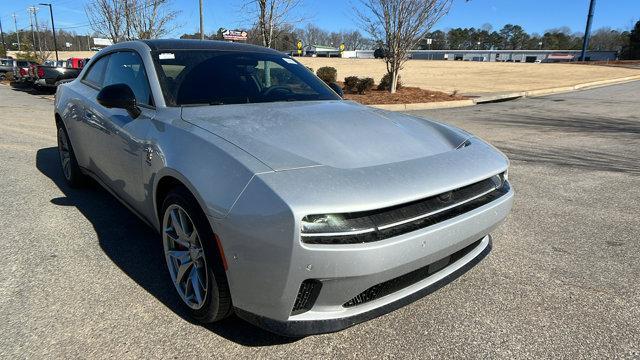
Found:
83,55 -> 109,87
152,51 -> 340,106
103,51 -> 153,106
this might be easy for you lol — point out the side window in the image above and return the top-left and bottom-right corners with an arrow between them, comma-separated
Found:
103,51 -> 153,106
83,55 -> 110,88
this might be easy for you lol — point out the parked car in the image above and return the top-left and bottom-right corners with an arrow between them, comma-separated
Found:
54,40 -> 513,336
13,60 -> 39,83
0,58 -> 16,80
34,57 -> 86,91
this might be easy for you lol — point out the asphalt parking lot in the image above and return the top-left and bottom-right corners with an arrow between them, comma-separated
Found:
1,81 -> 639,358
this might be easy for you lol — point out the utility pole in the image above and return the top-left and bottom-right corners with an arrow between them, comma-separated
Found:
0,18 -> 6,53
32,7 -> 42,52
580,0 -> 596,61
199,0 -> 204,40
12,14 -> 21,50
39,3 -> 58,61
27,7 -> 38,53
27,6 -> 42,52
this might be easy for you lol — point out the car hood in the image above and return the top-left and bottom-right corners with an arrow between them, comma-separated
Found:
181,100 -> 470,171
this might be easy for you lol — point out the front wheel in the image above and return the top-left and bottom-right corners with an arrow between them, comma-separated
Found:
161,188 -> 232,322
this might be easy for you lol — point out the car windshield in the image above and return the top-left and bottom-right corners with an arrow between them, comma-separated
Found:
152,50 -> 340,106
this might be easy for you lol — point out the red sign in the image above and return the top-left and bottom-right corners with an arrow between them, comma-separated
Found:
223,30 -> 248,41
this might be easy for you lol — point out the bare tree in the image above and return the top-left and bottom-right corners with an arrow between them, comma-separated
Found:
85,0 -> 127,43
85,0 -> 178,43
243,0 -> 303,48
128,0 -> 179,39
356,0 -> 452,93
296,24 -> 328,47
342,30 -> 366,50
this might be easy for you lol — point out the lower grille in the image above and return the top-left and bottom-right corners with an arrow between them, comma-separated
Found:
291,279 -> 322,315
343,239 -> 482,308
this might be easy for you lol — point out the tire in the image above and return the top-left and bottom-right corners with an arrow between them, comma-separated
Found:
161,187 -> 232,322
56,123 -> 86,187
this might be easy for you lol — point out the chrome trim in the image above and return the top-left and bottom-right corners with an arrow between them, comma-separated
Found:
301,227 -> 376,237
376,186 -> 498,231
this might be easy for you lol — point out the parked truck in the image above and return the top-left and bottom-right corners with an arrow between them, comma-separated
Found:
33,57 -> 88,91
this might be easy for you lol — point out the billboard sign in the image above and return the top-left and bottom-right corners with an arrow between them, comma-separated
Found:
93,38 -> 113,47
222,30 -> 248,41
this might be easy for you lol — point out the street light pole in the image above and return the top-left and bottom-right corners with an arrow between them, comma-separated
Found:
199,0 -> 204,40
39,3 -> 58,61
580,0 -> 596,61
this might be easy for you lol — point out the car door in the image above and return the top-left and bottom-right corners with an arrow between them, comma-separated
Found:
82,51 -> 155,213
67,54 -> 110,169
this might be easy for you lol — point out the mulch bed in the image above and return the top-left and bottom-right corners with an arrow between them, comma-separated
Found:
342,86 -> 467,105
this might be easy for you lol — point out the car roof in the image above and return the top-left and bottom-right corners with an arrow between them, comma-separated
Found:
139,39 -> 284,55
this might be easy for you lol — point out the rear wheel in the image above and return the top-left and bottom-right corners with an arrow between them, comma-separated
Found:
56,124 -> 85,187
161,188 -> 232,322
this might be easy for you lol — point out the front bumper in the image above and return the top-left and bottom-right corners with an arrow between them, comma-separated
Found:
236,235 -> 492,337
214,176 -> 513,335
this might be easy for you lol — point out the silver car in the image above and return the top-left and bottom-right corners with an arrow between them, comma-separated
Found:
54,40 -> 514,336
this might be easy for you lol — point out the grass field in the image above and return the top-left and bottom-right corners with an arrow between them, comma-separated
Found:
298,57 -> 640,95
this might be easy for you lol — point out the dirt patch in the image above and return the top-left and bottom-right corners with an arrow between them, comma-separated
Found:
344,86 -> 465,105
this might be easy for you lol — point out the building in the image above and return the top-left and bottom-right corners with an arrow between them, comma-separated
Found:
302,45 -> 341,57
348,49 -> 618,62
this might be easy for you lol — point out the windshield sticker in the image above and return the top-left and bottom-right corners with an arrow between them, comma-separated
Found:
282,58 -> 297,64
159,53 -> 175,60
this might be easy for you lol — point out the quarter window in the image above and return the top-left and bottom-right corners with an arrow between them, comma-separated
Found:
83,55 -> 110,88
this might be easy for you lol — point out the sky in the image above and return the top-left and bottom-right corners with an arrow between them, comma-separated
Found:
1,0 -> 639,39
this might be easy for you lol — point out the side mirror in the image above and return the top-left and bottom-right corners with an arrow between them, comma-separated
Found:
97,83 -> 141,118
328,82 -> 344,98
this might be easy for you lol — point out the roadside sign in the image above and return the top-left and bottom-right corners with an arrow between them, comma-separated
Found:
93,38 -> 113,46
222,30 -> 248,41
339,43 -> 345,55
297,40 -> 303,56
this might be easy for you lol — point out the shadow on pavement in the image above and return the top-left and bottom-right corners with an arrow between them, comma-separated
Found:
10,81 -> 56,95
36,147 -> 298,347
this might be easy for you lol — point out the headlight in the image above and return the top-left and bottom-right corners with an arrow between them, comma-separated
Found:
301,214 -> 377,244
301,214 -> 375,235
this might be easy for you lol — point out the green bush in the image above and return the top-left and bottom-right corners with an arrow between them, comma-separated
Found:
356,77 -> 375,94
378,73 -> 402,91
343,76 -> 360,93
316,66 -> 337,84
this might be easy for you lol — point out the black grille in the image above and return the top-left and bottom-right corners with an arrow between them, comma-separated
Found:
343,239 -> 482,308
291,279 -> 322,315
302,175 -> 509,244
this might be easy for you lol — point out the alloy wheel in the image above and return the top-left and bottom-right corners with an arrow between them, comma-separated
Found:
163,204 -> 209,309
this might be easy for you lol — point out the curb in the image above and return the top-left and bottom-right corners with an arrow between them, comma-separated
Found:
369,99 -> 475,111
371,75 -> 640,111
